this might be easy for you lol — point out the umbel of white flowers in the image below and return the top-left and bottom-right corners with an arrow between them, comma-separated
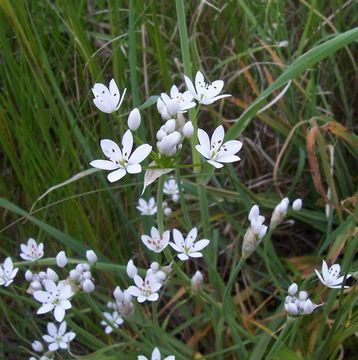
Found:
284,283 -> 323,316
241,205 -> 268,259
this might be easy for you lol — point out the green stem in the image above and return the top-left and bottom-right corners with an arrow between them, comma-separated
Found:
156,175 -> 165,234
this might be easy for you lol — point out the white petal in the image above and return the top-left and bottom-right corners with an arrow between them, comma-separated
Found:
100,139 -> 122,160
54,305 -> 65,322
122,130 -> 134,159
206,80 -> 224,98
147,293 -> 159,302
195,71 -> 206,97
47,322 -> 57,336
184,75 -> 197,98
90,159 -> 118,170
322,260 -> 329,280
108,168 -> 126,182
128,144 -> 152,165
151,348 -> 161,360
168,242 -> 182,253
172,229 -> 184,249
58,321 -> 67,335
33,290 -> 50,303
177,253 -> 189,261
126,163 -> 142,174
109,79 -> 120,108
185,228 -> 197,248
207,159 -> 224,168
188,252 -> 203,258
191,239 -> 209,252
315,269 -> 326,285
48,342 -> 59,352
37,303 -> 54,314
170,85 -> 179,98
211,125 -> 225,153
197,129 -> 211,155
126,286 -> 142,297
215,154 -> 241,163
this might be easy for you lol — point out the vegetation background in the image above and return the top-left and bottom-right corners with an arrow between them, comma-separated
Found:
0,0 -> 357,359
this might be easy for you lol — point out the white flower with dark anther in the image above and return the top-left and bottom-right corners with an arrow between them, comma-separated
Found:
100,311 -> 123,334
31,340 -> 43,352
86,250 -> 97,264
113,286 -> 135,318
42,321 -> 75,352
138,347 -> 175,360
34,280 -> 73,322
127,273 -> 162,303
292,198 -> 302,211
90,130 -> 152,183
315,260 -> 352,289
184,70 -> 231,105
137,197 -> 157,215
141,227 -> 170,253
270,197 -> 290,229
242,205 -> 267,259
191,270 -> 204,291
157,85 -> 196,120
195,125 -> 242,169
163,178 -> 179,203
0,257 -> 18,287
92,79 -> 126,114
20,238 -> 44,261
169,228 -> 210,261
56,251 -> 68,268
284,283 -> 322,316
128,108 -> 141,131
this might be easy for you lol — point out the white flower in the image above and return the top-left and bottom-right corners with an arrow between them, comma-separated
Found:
163,178 -> 179,202
184,70 -> 231,105
20,238 -> 44,261
42,321 -> 75,352
191,271 -> 203,291
31,340 -> 43,352
127,274 -> 161,303
292,198 -> 302,211
56,251 -> 68,268
157,85 -> 195,120
126,259 -> 138,279
315,260 -> 351,289
137,197 -> 157,215
101,311 -> 123,334
86,250 -> 97,264
34,280 -> 73,322
141,227 -> 170,253
195,125 -> 242,168
90,130 -> 152,183
138,347 -> 175,360
169,228 -> 210,261
0,257 -> 19,287
270,197 -> 290,229
128,108 -> 141,131
92,79 -> 126,114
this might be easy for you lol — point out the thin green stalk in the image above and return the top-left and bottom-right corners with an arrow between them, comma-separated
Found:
156,175 -> 165,234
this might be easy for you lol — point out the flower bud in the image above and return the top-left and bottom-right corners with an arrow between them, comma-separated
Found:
155,270 -> 167,283
31,280 -> 42,290
150,262 -> 160,272
303,299 -> 314,314
278,40 -> 289,47
128,108 -> 141,131
156,129 -> 167,141
86,250 -> 97,264
126,260 -> 137,279
69,269 -> 79,280
113,286 -> 123,301
163,119 -> 176,134
248,205 -> 260,221
288,283 -> 298,296
287,302 -> 299,315
191,270 -> 203,291
56,251 -> 68,268
82,279 -> 95,293
172,194 -> 179,203
298,290 -> 308,300
241,228 -> 258,259
183,121 -> 194,138
32,340 -> 43,352
25,270 -> 34,282
123,291 -> 132,305
292,198 -> 302,211
164,207 -> 172,216
270,197 -> 289,229
157,131 -> 182,156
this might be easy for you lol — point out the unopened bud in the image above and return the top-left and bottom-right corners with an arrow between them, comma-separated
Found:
32,340 -> 43,352
288,283 -> 298,296
86,250 -> 97,264
191,270 -> 203,291
56,251 -> 68,268
292,198 -> 302,211
183,121 -> 194,138
126,260 -> 137,279
82,279 -> 95,293
127,108 -> 141,131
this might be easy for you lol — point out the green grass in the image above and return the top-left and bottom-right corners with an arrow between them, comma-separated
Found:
0,0 -> 357,359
